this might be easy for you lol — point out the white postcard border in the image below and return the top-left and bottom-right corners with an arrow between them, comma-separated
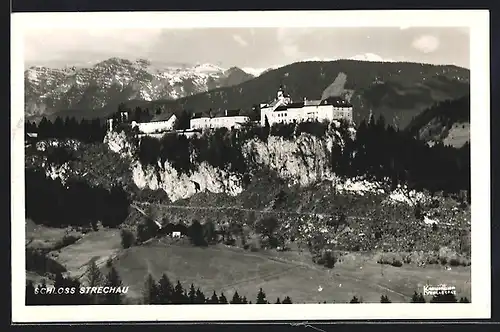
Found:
11,9 -> 490,322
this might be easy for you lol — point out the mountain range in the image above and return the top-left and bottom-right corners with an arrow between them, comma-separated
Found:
25,57 -> 470,129
25,58 -> 255,119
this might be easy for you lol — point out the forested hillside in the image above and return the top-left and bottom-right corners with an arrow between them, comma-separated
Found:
406,95 -> 470,148
45,60 -> 469,129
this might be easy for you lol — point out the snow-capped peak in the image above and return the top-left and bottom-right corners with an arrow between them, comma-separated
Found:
300,57 -> 337,63
242,67 -> 268,77
193,63 -> 225,74
348,53 -> 396,63
242,64 -> 282,77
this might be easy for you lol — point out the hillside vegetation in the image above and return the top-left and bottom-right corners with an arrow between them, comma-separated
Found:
406,95 -> 470,148
129,117 -> 469,197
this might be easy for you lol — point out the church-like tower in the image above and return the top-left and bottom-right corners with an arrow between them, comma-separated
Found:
277,85 -> 284,99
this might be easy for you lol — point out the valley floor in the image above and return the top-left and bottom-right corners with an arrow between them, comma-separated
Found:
26,225 -> 471,304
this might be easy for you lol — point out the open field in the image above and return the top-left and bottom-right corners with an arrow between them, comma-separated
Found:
25,222 -> 470,303
47,229 -> 122,279
26,219 -> 82,251
108,240 -> 471,303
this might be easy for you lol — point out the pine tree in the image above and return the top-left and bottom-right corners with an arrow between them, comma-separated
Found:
241,296 -> 248,304
219,292 -> 228,304
84,260 -> 105,304
275,297 -> 281,304
430,292 -> 458,303
230,291 -> 242,304
282,296 -> 292,304
195,288 -> 206,304
209,291 -> 219,304
52,272 -> 66,305
263,115 -> 271,141
172,280 -> 185,304
103,266 -> 123,304
188,284 -> 196,304
256,288 -> 267,304
142,274 -> 158,304
410,291 -> 426,303
349,296 -> 361,303
459,297 -> 470,303
380,295 -> 391,303
25,280 -> 36,305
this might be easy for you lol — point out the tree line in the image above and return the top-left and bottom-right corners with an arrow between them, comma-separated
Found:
25,168 -> 130,228
26,260 -> 469,305
406,95 -> 470,136
137,126 -> 249,176
26,116 -> 107,143
141,273 -> 292,305
334,115 -> 470,195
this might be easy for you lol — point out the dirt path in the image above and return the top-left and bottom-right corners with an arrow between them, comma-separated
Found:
132,201 -> 371,221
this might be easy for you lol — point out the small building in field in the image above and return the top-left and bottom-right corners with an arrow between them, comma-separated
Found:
160,222 -> 189,237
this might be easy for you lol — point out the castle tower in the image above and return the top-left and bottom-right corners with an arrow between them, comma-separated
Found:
277,85 -> 284,100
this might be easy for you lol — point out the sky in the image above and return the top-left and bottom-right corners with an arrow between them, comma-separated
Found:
23,27 -> 470,71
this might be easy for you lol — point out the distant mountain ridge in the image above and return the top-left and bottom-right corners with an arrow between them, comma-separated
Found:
114,59 -> 470,129
28,58 -> 470,130
24,58 -> 255,119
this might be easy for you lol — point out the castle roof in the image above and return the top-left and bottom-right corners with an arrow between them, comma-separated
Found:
191,109 -> 247,119
321,96 -> 353,107
272,97 -> 352,112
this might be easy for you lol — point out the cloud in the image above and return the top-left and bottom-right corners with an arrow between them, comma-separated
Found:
23,28 -> 164,64
276,28 -> 310,59
411,35 -> 440,53
282,44 -> 301,58
232,34 -> 248,47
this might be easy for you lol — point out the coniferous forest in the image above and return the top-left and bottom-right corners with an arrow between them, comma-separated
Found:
25,168 -> 130,229
25,116 -> 107,143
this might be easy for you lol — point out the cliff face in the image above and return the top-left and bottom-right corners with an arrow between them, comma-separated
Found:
132,161 -> 244,202
106,127 -> 351,202
242,134 -> 340,187
103,130 -> 135,158
104,126 -> 432,207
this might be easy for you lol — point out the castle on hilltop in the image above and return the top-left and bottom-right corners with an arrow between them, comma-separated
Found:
107,85 -> 353,137
260,86 -> 353,127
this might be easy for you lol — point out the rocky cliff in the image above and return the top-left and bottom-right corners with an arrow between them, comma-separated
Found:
105,124 -> 363,202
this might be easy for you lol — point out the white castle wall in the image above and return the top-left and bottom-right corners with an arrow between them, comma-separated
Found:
132,115 -> 177,134
261,104 -> 353,127
190,115 -> 250,130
